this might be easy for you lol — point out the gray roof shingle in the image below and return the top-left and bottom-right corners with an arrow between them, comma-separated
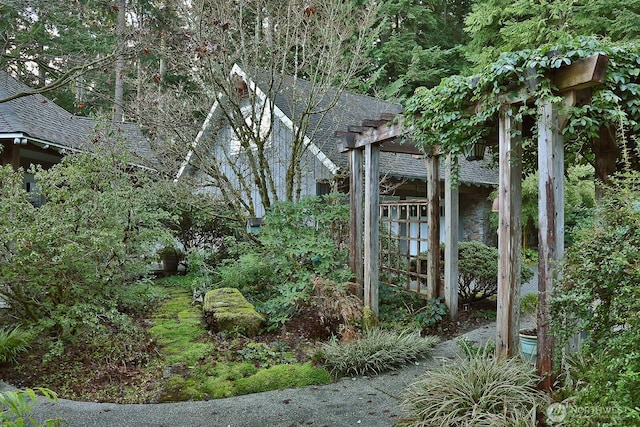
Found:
253,71 -> 497,186
0,71 -> 154,165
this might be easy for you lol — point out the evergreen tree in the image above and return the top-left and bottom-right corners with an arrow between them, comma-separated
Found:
465,0 -> 640,68
355,0 -> 471,100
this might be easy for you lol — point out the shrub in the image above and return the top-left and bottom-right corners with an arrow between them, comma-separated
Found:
213,194 -> 352,330
300,277 -> 363,339
317,328 -> 438,376
158,187 -> 244,264
113,279 -> 170,314
0,326 -> 34,364
457,241 -> 534,302
400,344 -> 547,426
413,298 -> 448,330
552,171 -> 640,421
0,147 -> 171,328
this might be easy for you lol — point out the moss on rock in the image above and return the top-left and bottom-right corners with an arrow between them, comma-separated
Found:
203,288 -> 265,336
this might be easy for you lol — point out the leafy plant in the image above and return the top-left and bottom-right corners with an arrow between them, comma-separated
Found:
0,326 -> 34,364
213,194 -> 352,330
552,170 -> 640,422
234,342 -> 295,369
0,145 -> 172,333
456,337 -> 496,359
413,298 -> 448,329
400,343 -> 547,426
520,293 -> 538,326
404,37 -> 640,189
457,241 -> 533,302
0,387 -> 61,427
317,328 -> 438,376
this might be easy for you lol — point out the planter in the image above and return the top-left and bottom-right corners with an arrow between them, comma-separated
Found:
519,328 -> 537,364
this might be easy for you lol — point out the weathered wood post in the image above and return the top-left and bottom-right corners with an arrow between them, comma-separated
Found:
425,149 -> 440,300
537,99 -> 564,390
444,153 -> 459,319
1,143 -> 21,170
496,105 -> 523,359
364,143 -> 380,315
349,148 -> 364,298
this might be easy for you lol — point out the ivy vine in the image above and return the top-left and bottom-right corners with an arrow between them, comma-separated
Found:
403,36 -> 640,177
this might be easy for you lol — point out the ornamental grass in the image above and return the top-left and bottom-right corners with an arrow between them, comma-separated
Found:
318,328 -> 438,376
400,344 -> 548,427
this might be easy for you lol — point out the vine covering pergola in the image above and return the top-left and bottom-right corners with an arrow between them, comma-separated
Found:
340,37 -> 640,388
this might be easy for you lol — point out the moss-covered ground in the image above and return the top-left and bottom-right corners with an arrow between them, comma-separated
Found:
144,276 -> 332,402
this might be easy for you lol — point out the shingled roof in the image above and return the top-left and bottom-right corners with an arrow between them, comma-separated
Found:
0,71 -> 153,165
247,68 -> 497,187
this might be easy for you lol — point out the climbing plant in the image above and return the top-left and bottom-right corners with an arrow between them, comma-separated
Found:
404,36 -> 640,182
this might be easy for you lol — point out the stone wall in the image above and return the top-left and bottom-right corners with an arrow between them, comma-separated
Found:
460,188 -> 496,246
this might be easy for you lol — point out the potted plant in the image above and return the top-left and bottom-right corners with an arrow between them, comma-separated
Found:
519,293 -> 537,363
158,245 -> 184,274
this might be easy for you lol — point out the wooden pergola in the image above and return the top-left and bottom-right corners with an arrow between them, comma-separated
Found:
337,54 -> 608,387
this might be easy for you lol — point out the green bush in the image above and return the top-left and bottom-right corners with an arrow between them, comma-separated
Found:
113,279 -> 170,314
213,194 -> 352,330
0,146 -> 171,329
400,344 -> 547,426
0,326 -> 34,364
457,241 -> 534,302
413,298 -> 448,329
158,187 -> 244,264
317,328 -> 438,376
552,171 -> 640,424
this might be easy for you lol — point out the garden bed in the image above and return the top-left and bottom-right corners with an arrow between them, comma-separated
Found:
0,279 -> 496,403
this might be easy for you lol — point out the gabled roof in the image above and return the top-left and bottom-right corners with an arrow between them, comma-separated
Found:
181,65 -> 498,187
0,71 -> 153,165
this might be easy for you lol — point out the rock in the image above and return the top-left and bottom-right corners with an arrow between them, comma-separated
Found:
203,288 -> 265,336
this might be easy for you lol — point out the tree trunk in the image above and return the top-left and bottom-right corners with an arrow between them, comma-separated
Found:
113,0 -> 126,123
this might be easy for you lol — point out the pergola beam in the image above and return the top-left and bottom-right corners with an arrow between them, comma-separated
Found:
552,53 -> 608,92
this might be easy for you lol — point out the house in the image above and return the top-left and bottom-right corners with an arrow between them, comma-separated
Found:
178,64 -> 498,244
0,71 -> 152,203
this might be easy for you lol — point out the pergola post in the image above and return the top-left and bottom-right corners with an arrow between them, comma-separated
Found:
364,143 -> 380,315
349,148 -> 364,298
537,99 -> 564,389
496,105 -> 523,359
425,151 -> 440,300
444,153 -> 459,319
1,143 -> 20,171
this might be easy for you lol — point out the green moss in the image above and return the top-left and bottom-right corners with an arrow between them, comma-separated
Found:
203,288 -> 265,336
146,285 -> 334,402
157,375 -> 206,402
362,306 -> 379,330
154,273 -> 200,289
234,363 -> 332,395
150,288 -> 211,365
